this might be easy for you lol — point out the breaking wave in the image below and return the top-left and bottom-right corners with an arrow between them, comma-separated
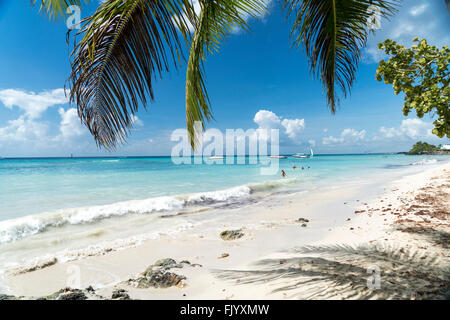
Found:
0,178 -> 296,244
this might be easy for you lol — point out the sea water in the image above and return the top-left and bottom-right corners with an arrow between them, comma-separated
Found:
0,154 -> 447,283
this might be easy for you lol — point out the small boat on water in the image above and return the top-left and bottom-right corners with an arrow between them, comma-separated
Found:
209,156 -> 225,160
269,155 -> 287,159
292,147 -> 314,159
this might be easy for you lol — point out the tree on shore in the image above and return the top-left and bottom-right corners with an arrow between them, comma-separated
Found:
376,38 -> 450,139
407,141 -> 439,155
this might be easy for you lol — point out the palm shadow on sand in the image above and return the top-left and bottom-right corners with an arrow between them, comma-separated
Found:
214,242 -> 450,300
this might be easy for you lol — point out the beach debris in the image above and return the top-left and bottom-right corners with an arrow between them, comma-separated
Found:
297,218 -> 310,223
218,253 -> 230,259
220,230 -> 244,240
112,289 -> 130,300
346,218 -> 351,221
301,223 -> 307,227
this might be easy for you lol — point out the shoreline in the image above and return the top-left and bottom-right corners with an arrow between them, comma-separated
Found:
2,161 -> 449,300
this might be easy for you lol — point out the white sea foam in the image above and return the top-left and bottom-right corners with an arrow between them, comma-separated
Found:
0,180 -> 288,244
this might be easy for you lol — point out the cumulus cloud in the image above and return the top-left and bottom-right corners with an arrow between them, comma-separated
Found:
0,116 -> 48,142
0,88 -> 67,119
253,110 -> 305,143
58,108 -> 86,139
322,128 -> 366,145
0,88 -> 90,146
375,118 -> 433,140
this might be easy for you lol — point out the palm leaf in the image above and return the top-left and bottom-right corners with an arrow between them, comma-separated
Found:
285,0 -> 398,112
31,0 -> 88,20
186,0 -> 266,148
67,0 -> 195,149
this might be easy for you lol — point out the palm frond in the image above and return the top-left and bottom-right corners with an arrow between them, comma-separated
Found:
31,0 -> 88,20
285,0 -> 398,112
186,0 -> 267,149
67,0 -> 195,149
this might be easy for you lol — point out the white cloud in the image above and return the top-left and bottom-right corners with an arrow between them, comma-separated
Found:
281,118 -> 305,140
0,116 -> 48,142
58,108 -> 85,139
364,0 -> 450,63
253,109 -> 305,143
376,118 -> 433,140
322,128 -> 366,145
131,114 -> 143,126
308,139 -> 316,147
409,4 -> 428,16
0,88 -> 72,144
0,88 -> 67,119
254,110 -> 280,128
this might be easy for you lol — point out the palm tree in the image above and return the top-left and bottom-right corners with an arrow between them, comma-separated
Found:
33,0 -> 399,149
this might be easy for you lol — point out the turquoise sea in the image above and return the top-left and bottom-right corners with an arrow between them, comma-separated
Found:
0,153 -> 448,283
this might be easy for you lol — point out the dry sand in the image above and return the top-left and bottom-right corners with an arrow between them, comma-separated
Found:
4,162 -> 449,300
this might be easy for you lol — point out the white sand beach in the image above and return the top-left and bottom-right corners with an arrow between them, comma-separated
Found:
3,162 -> 449,300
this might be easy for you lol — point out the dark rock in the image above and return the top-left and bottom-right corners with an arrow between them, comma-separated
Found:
132,270 -> 186,289
297,218 -> 310,223
0,294 -> 17,300
57,289 -> 87,300
220,230 -> 244,240
301,223 -> 307,227
85,286 -> 95,293
112,289 -> 130,300
152,258 -> 181,270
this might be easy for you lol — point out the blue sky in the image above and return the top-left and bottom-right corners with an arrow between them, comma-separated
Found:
0,0 -> 448,157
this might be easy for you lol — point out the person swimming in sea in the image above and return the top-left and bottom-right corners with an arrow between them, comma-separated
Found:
301,167 -> 304,170
281,170 -> 286,177
292,165 -> 296,170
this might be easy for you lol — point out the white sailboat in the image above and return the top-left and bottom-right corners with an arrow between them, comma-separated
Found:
292,147 -> 314,159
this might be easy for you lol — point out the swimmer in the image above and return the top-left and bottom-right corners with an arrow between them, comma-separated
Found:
301,167 -> 304,170
281,170 -> 286,177
292,165 -> 296,170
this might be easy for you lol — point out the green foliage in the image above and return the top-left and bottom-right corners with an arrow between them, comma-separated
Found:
407,141 -> 438,155
286,0 -> 398,113
186,0 -> 266,148
376,38 -> 450,139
